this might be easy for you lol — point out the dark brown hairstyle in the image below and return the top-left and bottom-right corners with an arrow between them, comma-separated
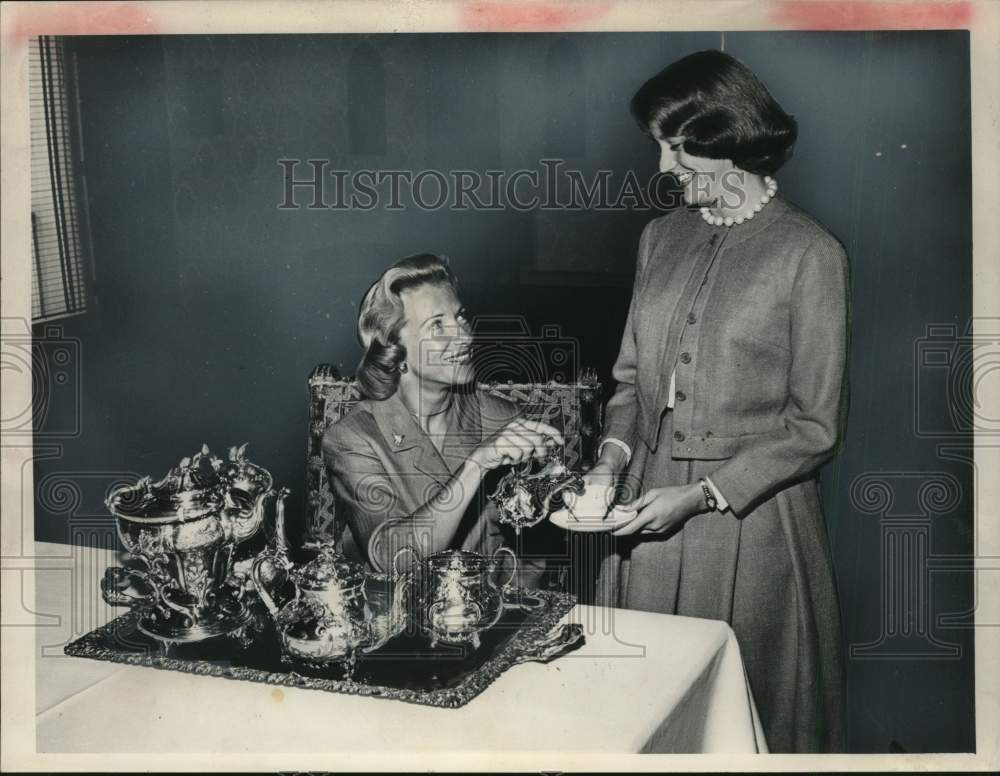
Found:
631,50 -> 798,176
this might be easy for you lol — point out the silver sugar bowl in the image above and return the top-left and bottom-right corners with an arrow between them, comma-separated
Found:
397,547 -> 517,649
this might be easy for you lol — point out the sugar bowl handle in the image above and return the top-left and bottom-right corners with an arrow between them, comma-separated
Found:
492,546 -> 518,589
391,546 -> 421,579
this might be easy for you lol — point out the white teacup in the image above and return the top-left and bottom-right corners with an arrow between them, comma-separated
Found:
551,484 -> 638,531
562,482 -> 618,519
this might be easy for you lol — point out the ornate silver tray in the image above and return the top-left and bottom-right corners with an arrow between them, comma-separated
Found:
64,588 -> 580,709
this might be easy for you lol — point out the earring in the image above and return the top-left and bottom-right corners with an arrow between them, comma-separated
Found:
398,361 -> 409,374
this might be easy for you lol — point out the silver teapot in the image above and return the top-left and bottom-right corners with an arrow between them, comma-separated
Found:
101,444 -> 275,645
489,457 -> 585,534
396,547 -> 517,649
251,497 -> 411,669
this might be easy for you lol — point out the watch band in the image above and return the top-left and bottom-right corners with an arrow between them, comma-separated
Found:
699,478 -> 718,511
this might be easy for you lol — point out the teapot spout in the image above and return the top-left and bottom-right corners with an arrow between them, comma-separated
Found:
250,552 -> 284,617
270,487 -> 291,558
226,485 -> 274,544
387,570 -> 413,636
250,488 -> 292,618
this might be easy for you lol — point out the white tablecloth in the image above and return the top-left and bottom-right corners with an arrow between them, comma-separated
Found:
33,541 -> 766,753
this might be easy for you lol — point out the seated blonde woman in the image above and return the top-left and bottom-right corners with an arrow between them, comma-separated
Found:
323,253 -> 561,585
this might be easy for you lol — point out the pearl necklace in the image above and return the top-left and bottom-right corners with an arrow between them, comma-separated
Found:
700,176 -> 778,227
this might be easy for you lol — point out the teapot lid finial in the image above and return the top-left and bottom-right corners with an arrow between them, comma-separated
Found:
297,542 -> 365,589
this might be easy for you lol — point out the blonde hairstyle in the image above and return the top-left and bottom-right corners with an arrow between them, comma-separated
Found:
355,253 -> 458,400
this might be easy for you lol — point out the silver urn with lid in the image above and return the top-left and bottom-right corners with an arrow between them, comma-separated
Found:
101,444 -> 276,645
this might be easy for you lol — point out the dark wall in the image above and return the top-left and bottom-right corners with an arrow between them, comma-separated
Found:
33,32 -> 973,753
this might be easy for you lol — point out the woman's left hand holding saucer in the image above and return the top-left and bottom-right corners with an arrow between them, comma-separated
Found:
612,483 -> 705,536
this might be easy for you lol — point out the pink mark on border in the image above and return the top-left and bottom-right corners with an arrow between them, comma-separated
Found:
458,1 -> 612,31
771,0 -> 972,30
5,2 -> 159,43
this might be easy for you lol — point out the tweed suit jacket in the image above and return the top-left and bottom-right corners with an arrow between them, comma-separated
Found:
603,195 -> 850,516
323,388 -> 523,573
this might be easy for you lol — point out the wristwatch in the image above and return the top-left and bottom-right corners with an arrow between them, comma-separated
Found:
698,478 -> 718,512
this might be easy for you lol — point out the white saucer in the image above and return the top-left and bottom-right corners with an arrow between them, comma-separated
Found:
549,505 -> 637,533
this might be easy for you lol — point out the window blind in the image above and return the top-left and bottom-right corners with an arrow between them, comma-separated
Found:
30,36 -> 88,323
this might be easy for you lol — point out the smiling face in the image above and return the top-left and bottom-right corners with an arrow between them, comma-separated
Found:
653,128 -> 736,208
397,282 -> 474,390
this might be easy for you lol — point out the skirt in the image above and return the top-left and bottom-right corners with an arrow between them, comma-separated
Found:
596,411 -> 846,753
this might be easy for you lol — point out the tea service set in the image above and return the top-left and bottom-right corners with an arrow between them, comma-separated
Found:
100,444 -> 609,672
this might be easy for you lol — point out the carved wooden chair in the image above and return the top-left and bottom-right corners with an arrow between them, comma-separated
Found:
305,365 -> 604,551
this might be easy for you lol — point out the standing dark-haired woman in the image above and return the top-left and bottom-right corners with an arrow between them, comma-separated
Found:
589,51 -> 849,752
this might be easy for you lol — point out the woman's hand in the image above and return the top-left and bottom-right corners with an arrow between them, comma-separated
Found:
470,419 -> 565,472
581,461 -> 616,491
612,483 -> 705,536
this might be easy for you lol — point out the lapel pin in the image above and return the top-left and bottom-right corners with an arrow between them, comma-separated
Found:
393,433 -> 404,446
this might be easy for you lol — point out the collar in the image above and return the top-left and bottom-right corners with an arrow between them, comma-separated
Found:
371,390 -> 424,452
682,193 -> 791,248
370,388 -> 482,483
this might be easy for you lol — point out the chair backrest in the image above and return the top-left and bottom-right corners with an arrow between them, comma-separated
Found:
305,364 -> 603,543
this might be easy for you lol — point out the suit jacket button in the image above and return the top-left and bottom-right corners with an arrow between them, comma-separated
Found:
687,312 -> 697,324
675,390 -> 686,402
673,430 -> 685,442
679,352 -> 692,364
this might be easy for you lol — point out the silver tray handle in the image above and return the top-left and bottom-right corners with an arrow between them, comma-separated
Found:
510,622 -> 585,666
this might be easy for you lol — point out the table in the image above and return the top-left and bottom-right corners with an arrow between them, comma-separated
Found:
33,541 -> 767,753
